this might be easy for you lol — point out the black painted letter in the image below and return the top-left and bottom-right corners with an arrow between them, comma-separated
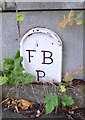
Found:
41,50 -> 53,64
26,50 -> 36,63
36,70 -> 45,81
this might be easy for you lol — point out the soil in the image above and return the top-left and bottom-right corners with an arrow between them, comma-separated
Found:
0,71 -> 85,119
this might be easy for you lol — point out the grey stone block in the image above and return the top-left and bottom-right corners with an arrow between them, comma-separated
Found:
2,11 -> 83,78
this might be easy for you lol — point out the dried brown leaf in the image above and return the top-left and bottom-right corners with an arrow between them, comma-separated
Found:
58,19 -> 68,28
17,99 -> 34,110
67,19 -> 73,26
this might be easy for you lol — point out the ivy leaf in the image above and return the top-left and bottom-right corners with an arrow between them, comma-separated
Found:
45,93 -> 58,115
59,85 -> 66,92
61,94 -> 75,107
0,76 -> 8,85
17,14 -> 24,22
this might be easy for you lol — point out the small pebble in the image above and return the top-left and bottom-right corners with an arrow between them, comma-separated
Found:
4,108 -> 8,111
36,110 -> 41,117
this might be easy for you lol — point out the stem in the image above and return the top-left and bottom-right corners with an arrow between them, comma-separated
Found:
13,0 -> 21,38
17,21 -> 21,38
42,82 -> 47,96
30,84 -> 39,103
77,113 -> 84,120
47,81 -> 58,94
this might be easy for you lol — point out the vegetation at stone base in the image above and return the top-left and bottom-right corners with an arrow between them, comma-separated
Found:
59,85 -> 66,92
61,94 -> 75,107
0,50 -> 36,86
0,50 -> 84,115
0,76 -> 8,85
44,92 -> 75,115
44,65 -> 84,115
44,93 -> 58,115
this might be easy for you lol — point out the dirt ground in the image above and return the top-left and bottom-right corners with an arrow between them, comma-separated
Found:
1,81 -> 85,119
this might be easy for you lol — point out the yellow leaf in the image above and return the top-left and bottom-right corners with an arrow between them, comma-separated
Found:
60,85 -> 66,92
17,99 -> 34,110
67,19 -> 73,26
68,10 -> 74,19
75,19 -> 83,25
58,10 -> 74,28
64,73 -> 73,82
58,19 -> 68,28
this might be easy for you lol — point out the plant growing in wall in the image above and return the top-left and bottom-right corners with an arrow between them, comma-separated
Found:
58,10 -> 83,28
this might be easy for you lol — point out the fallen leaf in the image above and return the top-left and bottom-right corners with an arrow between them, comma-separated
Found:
17,99 -> 34,110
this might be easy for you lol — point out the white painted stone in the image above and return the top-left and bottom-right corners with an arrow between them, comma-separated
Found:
20,27 -> 62,83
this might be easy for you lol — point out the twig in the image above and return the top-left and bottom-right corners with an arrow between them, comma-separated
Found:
77,113 -> 85,120
0,98 -> 9,105
46,81 -> 58,95
66,113 -> 74,120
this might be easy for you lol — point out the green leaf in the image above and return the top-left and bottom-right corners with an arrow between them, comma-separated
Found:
45,101 -> 54,115
2,50 -> 36,86
52,94 -> 58,107
75,19 -> 83,25
16,14 -> 24,22
45,93 -> 53,103
75,12 -> 83,25
59,85 -> 66,92
14,50 -> 20,59
22,73 -> 35,85
14,57 -> 23,70
76,12 -> 83,20
0,76 -> 8,85
61,94 -> 75,107
45,93 -> 58,115
3,58 -> 14,75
